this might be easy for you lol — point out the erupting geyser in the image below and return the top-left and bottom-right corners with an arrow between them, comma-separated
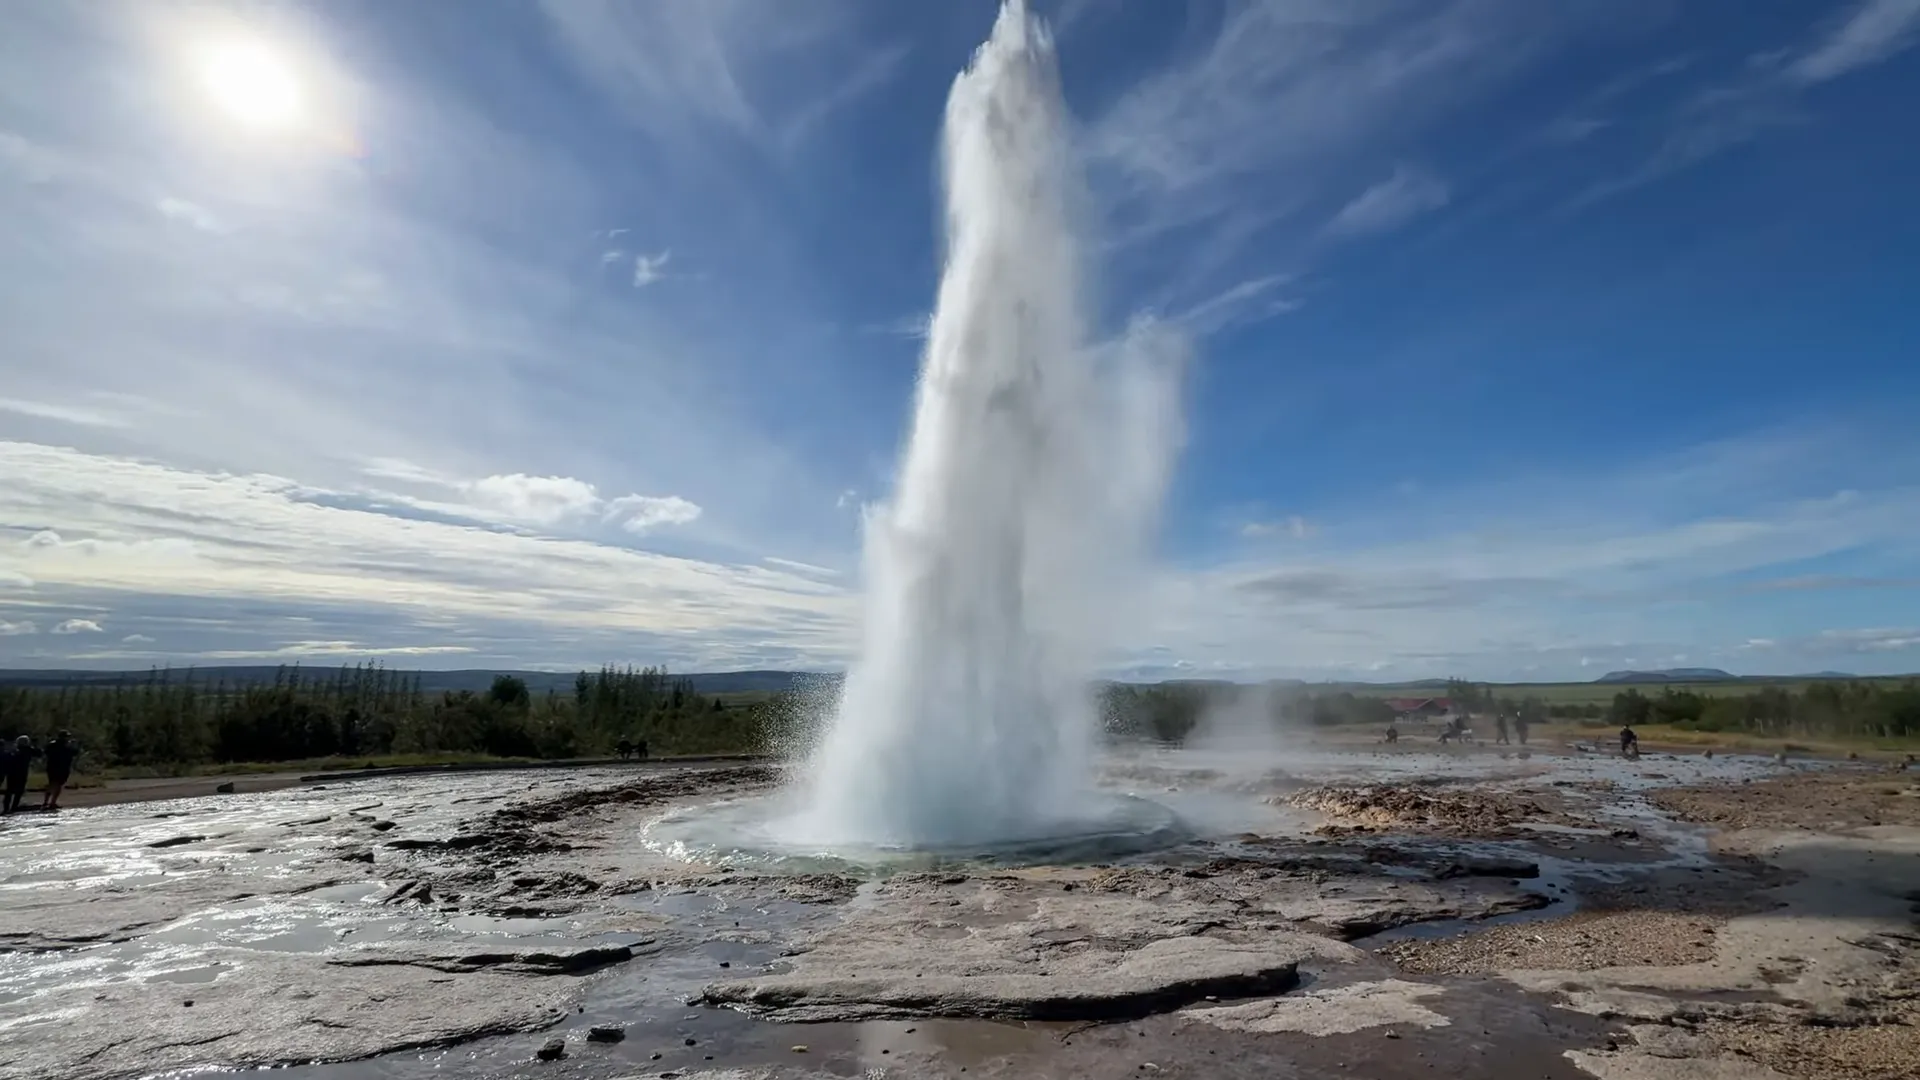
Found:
646,0 -> 1185,865
784,0 -> 1185,852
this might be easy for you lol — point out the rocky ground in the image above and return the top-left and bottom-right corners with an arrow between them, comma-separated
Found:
1,750 -> 1915,1079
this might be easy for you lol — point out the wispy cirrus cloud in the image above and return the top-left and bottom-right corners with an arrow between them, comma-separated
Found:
1739,626 -> 1920,658
1325,165 -> 1450,236
1569,0 -> 1920,207
1167,275 -> 1301,337
1083,1 -> 1632,227
1535,54 -> 1694,146
0,397 -> 130,430
763,556 -> 841,579
1078,0 -> 1641,331
1817,626 -> 1920,652
535,0 -> 908,160
1788,0 -> 1920,83
631,250 -> 672,288
1240,515 -> 1314,541
860,313 -> 932,341
198,640 -> 479,660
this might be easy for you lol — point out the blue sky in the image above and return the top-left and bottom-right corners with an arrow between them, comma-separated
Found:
2,0 -> 1917,681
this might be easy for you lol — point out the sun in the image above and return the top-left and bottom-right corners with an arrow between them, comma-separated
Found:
197,40 -> 304,131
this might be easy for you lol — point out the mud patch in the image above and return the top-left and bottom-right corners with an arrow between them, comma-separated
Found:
1285,783 -> 1578,837
1677,1014 -> 1920,1080
1651,769 -> 1920,832
1383,910 -> 1724,974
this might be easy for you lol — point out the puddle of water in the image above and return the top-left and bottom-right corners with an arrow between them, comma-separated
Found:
145,962 -> 229,984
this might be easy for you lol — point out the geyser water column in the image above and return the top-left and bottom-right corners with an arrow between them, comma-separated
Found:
789,0 -> 1184,851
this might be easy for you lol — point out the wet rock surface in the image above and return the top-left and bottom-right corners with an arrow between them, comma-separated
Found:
1183,976 -> 1452,1035
3,749 -> 1915,1080
0,946 -> 578,1080
697,875 -> 1346,1021
331,940 -> 652,975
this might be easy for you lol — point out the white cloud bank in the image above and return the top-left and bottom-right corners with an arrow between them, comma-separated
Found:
1,441 -> 850,668
611,494 -> 703,534
6,425 -> 1920,678
357,462 -> 703,535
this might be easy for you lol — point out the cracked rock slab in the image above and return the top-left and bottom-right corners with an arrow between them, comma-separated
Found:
330,941 -> 653,976
0,871 -> 352,953
697,880 -> 1351,1022
1184,978 -> 1451,1036
0,945 -> 608,1080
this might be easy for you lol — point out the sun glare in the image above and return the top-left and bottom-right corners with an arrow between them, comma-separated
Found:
198,40 -> 304,131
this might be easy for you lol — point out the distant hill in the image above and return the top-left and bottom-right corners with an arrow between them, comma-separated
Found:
0,666 -> 816,696
1594,668 -> 1736,684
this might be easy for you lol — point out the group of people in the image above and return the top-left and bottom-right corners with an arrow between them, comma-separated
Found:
1387,713 -> 1533,747
2,731 -> 79,814
1488,713 -> 1532,746
1383,715 -> 1707,763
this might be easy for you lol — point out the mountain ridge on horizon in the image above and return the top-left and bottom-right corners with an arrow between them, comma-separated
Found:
0,664 -> 1904,694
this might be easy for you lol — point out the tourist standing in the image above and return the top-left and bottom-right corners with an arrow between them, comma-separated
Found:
1495,714 -> 1511,745
3,735 -> 39,814
41,731 -> 78,811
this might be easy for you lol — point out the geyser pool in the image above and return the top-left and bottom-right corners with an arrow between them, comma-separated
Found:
644,789 -> 1192,874
665,0 -> 1185,862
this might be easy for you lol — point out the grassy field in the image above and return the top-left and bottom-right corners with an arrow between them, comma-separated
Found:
52,747 -> 772,790
714,689 -> 780,708
43,752 -> 543,788
110,751 -> 547,778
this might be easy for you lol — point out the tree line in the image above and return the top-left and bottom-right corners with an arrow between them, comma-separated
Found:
7,664 -> 1912,774
1099,682 -> 1398,745
0,663 -> 768,772
1605,682 -> 1920,740
1097,678 -> 1920,746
